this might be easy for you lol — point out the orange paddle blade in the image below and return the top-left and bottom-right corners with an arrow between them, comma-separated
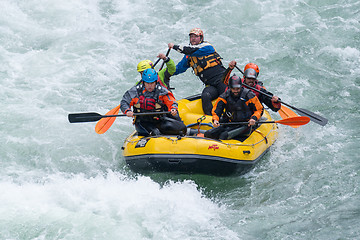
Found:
275,116 -> 310,126
279,105 -> 300,128
279,105 -> 298,118
95,105 -> 120,134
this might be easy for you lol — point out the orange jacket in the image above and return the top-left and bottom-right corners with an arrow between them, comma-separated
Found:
212,88 -> 263,122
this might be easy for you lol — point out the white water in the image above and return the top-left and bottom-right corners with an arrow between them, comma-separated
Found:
1,0 -> 359,239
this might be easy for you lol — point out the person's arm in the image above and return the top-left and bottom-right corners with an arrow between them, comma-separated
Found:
222,60 -> 236,85
164,58 -> 176,75
173,55 -> 190,75
259,87 -> 281,112
246,95 -> 263,122
211,97 -> 226,127
160,90 -> 178,112
120,91 -> 132,114
170,42 -> 215,56
158,58 -> 176,86
120,86 -> 138,114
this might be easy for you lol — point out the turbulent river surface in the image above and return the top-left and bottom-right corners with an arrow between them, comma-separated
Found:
0,0 -> 359,239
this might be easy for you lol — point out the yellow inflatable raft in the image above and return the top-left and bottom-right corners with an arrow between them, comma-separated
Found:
122,94 -> 278,175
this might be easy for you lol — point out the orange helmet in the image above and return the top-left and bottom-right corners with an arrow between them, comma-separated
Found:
244,63 -> 259,77
189,28 -> 204,38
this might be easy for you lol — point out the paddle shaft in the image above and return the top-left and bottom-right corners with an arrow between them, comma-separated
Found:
69,111 -> 170,123
242,81 -> 326,123
159,48 -> 171,71
100,111 -> 169,118
94,47 -> 172,132
152,58 -> 161,68
234,66 -> 328,126
221,121 -> 272,126
224,121 -> 278,124
220,116 -> 310,126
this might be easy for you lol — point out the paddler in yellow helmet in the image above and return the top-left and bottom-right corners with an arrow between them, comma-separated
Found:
136,52 -> 176,89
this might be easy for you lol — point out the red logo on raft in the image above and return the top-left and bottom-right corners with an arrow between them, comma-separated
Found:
208,144 -> 219,151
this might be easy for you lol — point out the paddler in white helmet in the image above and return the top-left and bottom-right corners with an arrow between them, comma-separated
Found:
168,28 -> 227,115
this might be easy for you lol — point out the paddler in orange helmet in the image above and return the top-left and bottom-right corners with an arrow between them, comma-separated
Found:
222,60 -> 281,112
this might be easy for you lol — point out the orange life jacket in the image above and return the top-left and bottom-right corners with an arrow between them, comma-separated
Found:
187,52 -> 222,76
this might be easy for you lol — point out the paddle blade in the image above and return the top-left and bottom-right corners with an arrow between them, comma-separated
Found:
279,105 -> 298,119
279,105 -> 300,128
295,108 -> 328,126
68,112 -> 102,123
95,105 -> 120,134
276,116 -> 310,126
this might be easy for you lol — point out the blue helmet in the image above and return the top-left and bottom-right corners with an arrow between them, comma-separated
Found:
142,68 -> 158,83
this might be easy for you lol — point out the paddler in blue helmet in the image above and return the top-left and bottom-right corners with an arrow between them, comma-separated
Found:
120,68 -> 186,136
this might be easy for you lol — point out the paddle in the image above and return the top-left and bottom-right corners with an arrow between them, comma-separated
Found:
234,66 -> 328,126
69,111 -> 170,123
152,48 -> 170,69
95,105 -> 120,134
93,48 -> 172,134
278,105 -> 300,128
220,116 -> 310,127
279,105 -> 298,119
159,48 -> 171,71
152,57 -> 162,68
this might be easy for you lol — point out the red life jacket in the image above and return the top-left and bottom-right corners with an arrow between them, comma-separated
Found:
133,83 -> 163,113
241,78 -> 262,97
138,95 -> 157,110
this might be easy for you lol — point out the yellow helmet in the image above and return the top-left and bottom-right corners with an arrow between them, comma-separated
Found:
137,60 -> 153,72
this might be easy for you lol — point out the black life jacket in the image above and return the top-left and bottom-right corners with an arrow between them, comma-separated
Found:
224,88 -> 253,122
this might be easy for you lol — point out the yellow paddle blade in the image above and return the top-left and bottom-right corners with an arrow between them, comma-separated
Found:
279,105 -> 300,128
95,105 -> 120,134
